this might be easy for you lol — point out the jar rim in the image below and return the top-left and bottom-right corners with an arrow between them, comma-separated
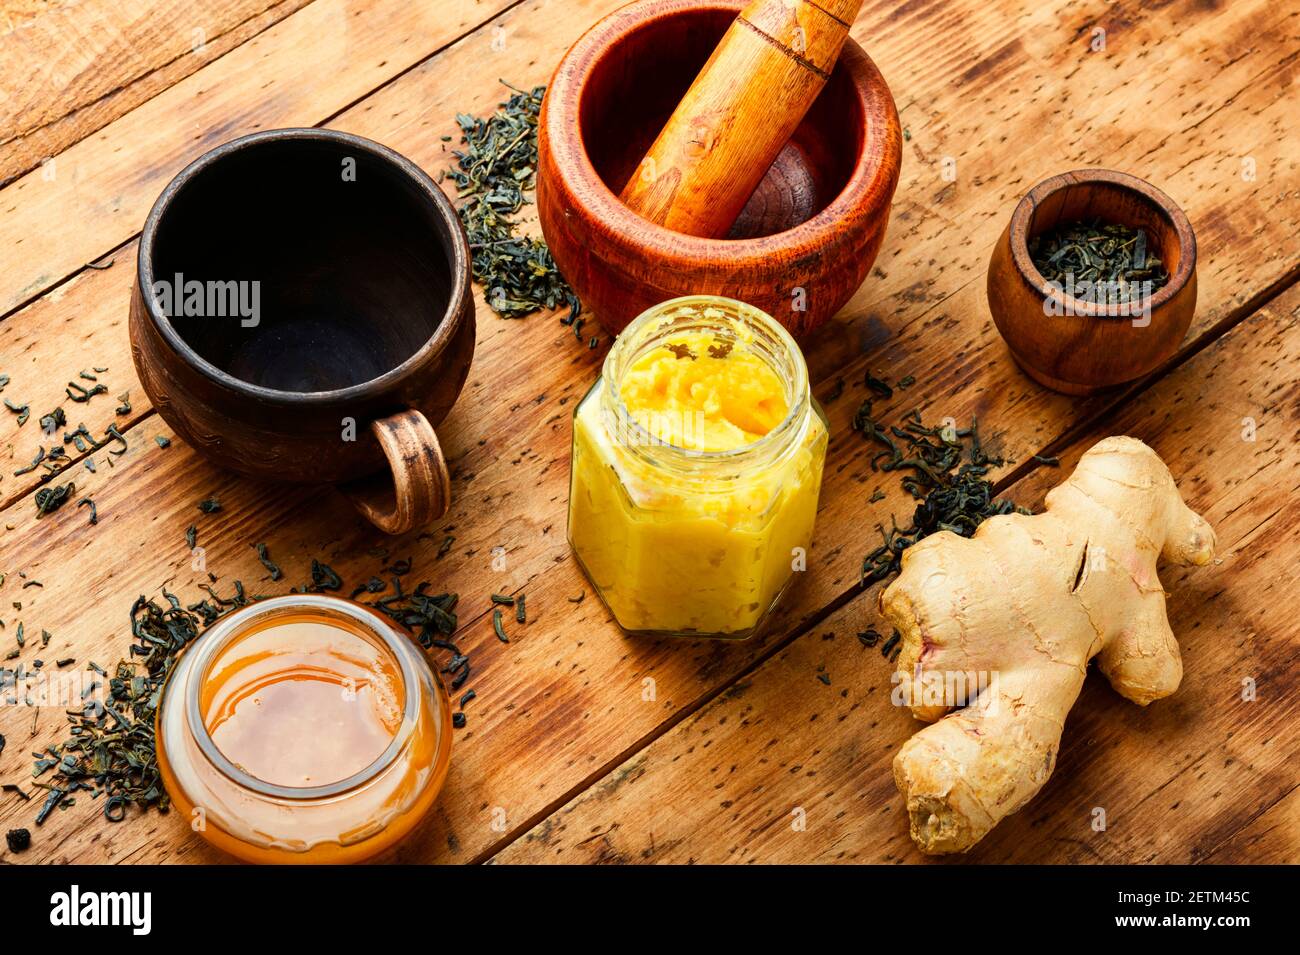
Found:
181,594 -> 422,801
599,296 -> 811,470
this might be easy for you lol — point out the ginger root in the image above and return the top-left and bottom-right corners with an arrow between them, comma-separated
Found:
881,436 -> 1215,854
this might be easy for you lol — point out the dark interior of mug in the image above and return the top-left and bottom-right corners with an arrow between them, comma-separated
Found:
150,136 -> 453,392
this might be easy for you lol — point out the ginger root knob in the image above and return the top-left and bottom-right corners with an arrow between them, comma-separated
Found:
881,436 -> 1214,854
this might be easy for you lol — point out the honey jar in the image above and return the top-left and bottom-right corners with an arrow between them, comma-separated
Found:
156,594 -> 451,863
567,296 -> 828,639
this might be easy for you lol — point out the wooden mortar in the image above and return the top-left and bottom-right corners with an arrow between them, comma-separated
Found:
987,168 -> 1197,395
619,0 -> 864,239
538,0 -> 900,338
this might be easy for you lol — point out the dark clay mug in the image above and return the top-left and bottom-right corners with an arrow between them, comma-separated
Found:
129,129 -> 474,534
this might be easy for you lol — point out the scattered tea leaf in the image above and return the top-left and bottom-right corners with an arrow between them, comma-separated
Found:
4,399 -> 29,426
65,381 -> 107,403
13,447 -> 45,476
77,497 -> 97,525
864,373 -> 893,399
39,407 -> 66,433
308,560 -> 341,592
35,482 -> 75,517
253,543 -> 283,581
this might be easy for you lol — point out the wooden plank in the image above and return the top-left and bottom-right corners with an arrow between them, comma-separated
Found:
495,286 -> 1300,863
0,0 -> 522,315
0,0 -> 316,188
0,254 -> 140,511
1204,786 -> 1300,864
1,0 -> 1297,864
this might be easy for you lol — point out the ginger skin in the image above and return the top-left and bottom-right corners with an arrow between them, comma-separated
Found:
881,437 -> 1215,854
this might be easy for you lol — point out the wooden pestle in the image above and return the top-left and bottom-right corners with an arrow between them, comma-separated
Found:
618,0 -> 864,238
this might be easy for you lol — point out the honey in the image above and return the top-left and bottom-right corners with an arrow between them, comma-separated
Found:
199,612 -> 406,788
157,595 -> 451,864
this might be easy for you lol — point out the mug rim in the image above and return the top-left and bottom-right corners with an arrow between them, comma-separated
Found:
136,127 -> 470,407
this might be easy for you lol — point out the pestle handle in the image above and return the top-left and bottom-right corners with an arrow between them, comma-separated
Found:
619,0 -> 863,239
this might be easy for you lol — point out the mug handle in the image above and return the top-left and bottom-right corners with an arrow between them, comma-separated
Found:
341,409 -> 451,535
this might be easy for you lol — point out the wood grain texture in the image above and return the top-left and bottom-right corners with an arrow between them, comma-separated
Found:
0,0 -> 1297,865
496,284 -> 1300,864
1206,785 -> 1300,864
0,0 -> 315,187
344,410 -> 453,534
0,0 -> 521,316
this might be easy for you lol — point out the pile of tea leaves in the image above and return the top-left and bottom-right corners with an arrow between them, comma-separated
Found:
1029,219 -> 1169,302
21,559 -> 465,831
27,588 -> 236,826
852,384 -> 1027,588
447,82 -> 580,323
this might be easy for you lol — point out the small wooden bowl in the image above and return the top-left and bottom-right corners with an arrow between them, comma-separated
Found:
538,0 -> 901,338
987,169 -> 1197,395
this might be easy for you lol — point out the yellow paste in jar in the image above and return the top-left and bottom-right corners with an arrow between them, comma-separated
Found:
618,336 -> 788,451
568,329 -> 826,637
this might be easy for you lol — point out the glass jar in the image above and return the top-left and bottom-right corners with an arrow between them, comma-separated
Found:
156,594 -> 451,863
568,296 -> 828,640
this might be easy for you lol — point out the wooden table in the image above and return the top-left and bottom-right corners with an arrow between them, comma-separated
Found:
1,0 -> 1296,866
